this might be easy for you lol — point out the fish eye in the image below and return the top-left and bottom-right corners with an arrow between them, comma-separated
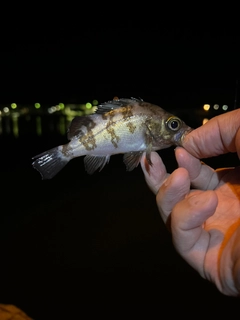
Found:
166,117 -> 182,131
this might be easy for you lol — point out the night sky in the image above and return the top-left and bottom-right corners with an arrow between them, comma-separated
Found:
1,17 -> 240,107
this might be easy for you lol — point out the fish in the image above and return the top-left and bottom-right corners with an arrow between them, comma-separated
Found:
32,98 -> 192,179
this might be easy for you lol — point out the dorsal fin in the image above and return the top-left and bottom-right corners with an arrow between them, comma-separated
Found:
95,97 -> 143,114
67,116 -> 96,140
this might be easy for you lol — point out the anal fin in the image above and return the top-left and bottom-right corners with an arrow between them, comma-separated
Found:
84,155 -> 110,174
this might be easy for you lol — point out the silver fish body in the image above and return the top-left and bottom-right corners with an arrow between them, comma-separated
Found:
32,98 -> 192,179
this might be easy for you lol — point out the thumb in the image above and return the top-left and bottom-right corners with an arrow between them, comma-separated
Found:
183,109 -> 240,158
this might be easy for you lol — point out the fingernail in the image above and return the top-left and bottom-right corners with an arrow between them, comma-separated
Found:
162,175 -> 171,187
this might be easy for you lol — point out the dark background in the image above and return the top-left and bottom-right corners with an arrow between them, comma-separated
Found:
0,11 -> 240,319
1,13 -> 240,106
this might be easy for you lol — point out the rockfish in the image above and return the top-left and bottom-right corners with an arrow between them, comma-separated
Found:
32,98 -> 192,179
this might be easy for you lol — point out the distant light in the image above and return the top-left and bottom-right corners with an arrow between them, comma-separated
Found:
213,104 -> 219,110
86,102 -> 92,109
48,106 -> 57,114
35,103 -> 41,109
3,107 -> 9,113
203,104 -> 210,111
59,103 -> 65,109
202,118 -> 209,125
11,103 -> 17,109
92,99 -> 98,106
222,105 -> 228,111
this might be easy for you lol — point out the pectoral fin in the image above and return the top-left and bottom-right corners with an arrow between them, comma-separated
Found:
84,155 -> 110,174
145,148 -> 153,166
142,124 -> 154,173
143,145 -> 154,174
123,151 -> 143,171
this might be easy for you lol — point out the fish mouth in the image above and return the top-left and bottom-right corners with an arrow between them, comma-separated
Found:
174,126 -> 193,146
181,127 -> 194,144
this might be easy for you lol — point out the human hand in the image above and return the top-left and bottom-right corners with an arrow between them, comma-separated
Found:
140,109 -> 240,296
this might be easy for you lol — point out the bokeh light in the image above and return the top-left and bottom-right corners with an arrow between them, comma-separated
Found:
86,102 -> 92,109
203,104 -> 210,111
35,103 -> 41,109
202,118 -> 209,125
11,103 -> 17,109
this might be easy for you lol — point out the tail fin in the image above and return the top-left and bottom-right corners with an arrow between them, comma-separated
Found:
32,146 -> 69,179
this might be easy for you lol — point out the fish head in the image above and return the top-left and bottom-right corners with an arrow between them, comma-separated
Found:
164,115 -> 193,146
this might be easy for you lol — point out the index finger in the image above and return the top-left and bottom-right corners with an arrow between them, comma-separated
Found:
183,109 -> 240,159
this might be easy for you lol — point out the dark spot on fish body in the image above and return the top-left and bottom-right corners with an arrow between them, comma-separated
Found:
144,118 -> 173,149
122,106 -> 133,119
62,144 -> 70,156
106,125 -> 120,148
67,116 -> 97,140
87,119 -> 97,130
79,131 -> 97,151
139,102 -> 151,109
101,105 -> 133,121
126,121 -> 137,134
102,108 -> 133,148
138,102 -> 160,115
70,117 -> 98,151
63,117 -> 98,154
144,118 -> 163,137
139,101 -> 166,117
102,111 -> 111,121
101,109 -> 119,121
144,128 -> 153,147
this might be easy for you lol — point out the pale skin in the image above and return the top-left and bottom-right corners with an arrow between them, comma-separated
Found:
141,109 -> 240,297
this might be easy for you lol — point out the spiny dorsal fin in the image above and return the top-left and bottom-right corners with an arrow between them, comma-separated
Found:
95,97 -> 143,114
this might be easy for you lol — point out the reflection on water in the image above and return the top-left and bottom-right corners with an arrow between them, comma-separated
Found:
0,112 -> 70,138
0,102 -> 97,138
